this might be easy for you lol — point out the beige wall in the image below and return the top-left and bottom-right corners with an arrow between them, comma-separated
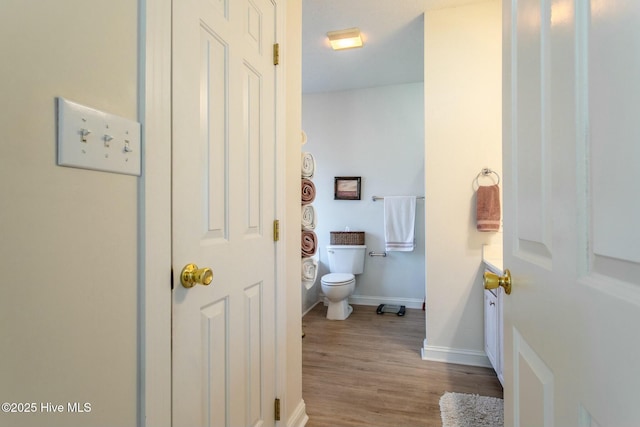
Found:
424,0 -> 502,363
0,1 -> 139,426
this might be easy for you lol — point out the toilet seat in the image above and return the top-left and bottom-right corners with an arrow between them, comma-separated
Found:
321,273 -> 355,286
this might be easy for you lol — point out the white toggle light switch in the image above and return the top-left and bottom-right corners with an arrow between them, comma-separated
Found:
57,97 -> 141,176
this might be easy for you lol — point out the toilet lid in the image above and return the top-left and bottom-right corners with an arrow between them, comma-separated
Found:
321,273 -> 354,286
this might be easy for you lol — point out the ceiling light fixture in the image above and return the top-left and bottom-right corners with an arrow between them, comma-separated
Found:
327,28 -> 363,50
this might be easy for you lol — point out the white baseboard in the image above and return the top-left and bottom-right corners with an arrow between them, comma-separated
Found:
286,399 -> 309,427
421,340 -> 492,368
348,294 -> 424,309
302,300 -> 322,317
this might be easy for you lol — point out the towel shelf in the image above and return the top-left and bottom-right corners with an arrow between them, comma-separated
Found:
372,196 -> 424,202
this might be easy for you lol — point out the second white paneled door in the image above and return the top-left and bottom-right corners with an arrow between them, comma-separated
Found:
172,0 -> 278,425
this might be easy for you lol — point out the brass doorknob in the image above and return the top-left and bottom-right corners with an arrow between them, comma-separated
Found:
180,263 -> 213,288
484,269 -> 512,295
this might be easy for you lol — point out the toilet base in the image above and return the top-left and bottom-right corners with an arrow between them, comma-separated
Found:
326,300 -> 353,320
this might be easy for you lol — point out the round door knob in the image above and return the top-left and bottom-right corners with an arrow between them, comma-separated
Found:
180,263 -> 213,288
484,269 -> 512,295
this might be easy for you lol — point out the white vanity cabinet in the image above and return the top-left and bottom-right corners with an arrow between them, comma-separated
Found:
482,244 -> 504,386
484,286 -> 503,386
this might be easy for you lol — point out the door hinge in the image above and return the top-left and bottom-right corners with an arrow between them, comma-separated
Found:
273,219 -> 280,242
273,43 -> 280,66
170,268 -> 174,290
274,398 -> 281,421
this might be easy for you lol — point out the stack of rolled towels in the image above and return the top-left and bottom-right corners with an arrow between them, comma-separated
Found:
301,149 -> 318,288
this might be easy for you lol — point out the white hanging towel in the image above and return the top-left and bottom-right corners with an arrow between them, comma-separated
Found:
384,196 -> 417,252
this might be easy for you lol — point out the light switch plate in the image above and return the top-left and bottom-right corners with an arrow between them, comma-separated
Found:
57,97 -> 141,176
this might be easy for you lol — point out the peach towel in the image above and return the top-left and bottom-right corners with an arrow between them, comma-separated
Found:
301,230 -> 317,258
476,185 -> 500,232
301,179 -> 316,205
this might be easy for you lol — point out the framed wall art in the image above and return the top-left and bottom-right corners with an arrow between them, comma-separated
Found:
334,176 -> 361,200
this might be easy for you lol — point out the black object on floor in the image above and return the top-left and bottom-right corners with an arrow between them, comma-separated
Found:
376,304 -> 406,316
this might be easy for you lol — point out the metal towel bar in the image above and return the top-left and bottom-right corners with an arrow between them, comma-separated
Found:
368,251 -> 387,257
371,196 -> 424,201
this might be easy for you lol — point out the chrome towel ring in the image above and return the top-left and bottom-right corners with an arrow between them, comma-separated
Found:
474,168 -> 500,187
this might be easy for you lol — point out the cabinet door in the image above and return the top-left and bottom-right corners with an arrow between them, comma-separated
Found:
497,287 -> 504,386
484,289 -> 498,371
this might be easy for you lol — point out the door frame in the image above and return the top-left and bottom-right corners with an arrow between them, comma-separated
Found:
137,0 -> 290,425
138,0 -> 173,425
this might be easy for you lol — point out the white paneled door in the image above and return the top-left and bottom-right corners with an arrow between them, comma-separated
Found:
503,1 -> 640,426
172,0 -> 277,426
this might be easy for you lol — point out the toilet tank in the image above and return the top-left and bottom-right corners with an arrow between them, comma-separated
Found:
326,245 -> 366,274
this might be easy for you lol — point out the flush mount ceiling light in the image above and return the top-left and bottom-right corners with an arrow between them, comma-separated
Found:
327,28 -> 363,50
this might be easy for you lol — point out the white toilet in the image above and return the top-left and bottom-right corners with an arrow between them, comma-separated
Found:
320,245 -> 366,320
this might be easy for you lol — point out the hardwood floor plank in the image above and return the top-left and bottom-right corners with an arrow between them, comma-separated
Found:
302,303 -> 503,427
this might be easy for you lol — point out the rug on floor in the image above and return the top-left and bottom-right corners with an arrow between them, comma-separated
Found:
439,391 -> 504,427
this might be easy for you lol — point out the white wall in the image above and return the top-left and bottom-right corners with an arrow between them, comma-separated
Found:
0,1 -> 138,426
302,83 -> 425,313
423,0 -> 502,365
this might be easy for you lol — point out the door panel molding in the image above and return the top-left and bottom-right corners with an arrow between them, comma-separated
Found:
201,26 -> 230,239
244,282 -> 264,426
246,0 -> 263,51
588,1 -> 640,266
201,298 -> 230,426
511,0 -> 553,269
513,328 -> 554,427
243,64 -> 263,236
576,0 -> 640,298
578,404 -> 603,427
203,0 -> 228,19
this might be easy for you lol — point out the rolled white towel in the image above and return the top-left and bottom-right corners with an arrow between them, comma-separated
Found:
301,204 -> 317,230
301,152 -> 316,178
301,256 -> 318,290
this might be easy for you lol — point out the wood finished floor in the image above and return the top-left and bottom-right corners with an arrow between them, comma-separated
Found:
302,304 -> 503,427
